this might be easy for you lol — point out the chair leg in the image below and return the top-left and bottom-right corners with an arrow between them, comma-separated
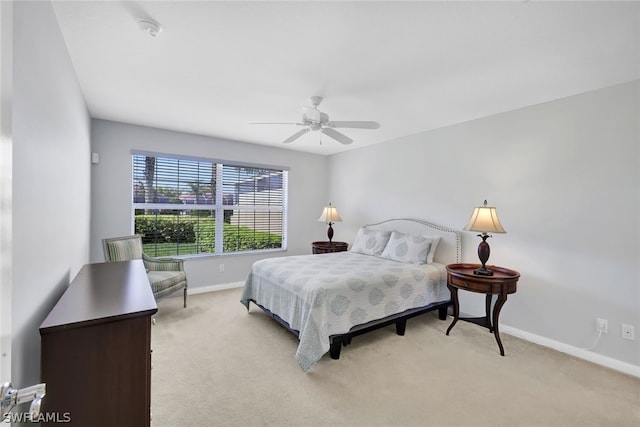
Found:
183,287 -> 187,308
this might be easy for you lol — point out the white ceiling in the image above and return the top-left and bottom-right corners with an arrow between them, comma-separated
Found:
51,1 -> 640,156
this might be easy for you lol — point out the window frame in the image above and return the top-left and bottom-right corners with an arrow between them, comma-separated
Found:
131,150 -> 289,258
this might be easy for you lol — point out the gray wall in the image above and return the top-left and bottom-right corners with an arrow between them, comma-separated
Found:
12,0 -> 91,387
90,119 -> 328,289
328,80 -> 639,366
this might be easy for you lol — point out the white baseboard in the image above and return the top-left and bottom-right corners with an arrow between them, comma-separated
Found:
188,281 -> 244,295
501,324 -> 640,378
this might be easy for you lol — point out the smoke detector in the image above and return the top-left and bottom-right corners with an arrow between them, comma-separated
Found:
138,19 -> 162,38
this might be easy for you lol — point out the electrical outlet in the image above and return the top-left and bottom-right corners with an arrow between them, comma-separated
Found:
219,264 -> 225,273
596,318 -> 608,334
621,324 -> 635,340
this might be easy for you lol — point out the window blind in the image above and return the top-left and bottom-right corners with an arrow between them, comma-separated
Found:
132,153 -> 287,257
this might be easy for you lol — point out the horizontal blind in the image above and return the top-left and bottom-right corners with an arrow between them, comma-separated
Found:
133,156 -> 216,206
222,165 -> 285,252
132,153 -> 287,256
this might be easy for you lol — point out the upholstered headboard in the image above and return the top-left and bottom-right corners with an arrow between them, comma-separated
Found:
365,218 -> 461,265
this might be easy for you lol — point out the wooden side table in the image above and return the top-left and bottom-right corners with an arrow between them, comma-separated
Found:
312,241 -> 348,254
445,263 -> 520,356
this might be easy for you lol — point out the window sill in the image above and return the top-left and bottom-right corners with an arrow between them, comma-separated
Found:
165,248 -> 288,261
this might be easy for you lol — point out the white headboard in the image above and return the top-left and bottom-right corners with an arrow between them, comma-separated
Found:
366,218 -> 461,265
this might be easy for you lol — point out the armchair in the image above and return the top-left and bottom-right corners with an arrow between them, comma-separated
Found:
102,235 -> 187,308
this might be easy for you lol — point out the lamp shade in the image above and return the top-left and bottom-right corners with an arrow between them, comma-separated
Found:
318,203 -> 342,223
463,200 -> 506,234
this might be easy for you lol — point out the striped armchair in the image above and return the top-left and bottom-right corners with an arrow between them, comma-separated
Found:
102,235 -> 187,308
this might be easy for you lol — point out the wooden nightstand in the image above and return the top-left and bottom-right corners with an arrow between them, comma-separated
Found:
445,263 -> 520,356
311,241 -> 348,254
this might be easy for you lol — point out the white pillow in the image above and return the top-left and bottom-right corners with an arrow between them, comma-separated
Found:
350,227 -> 392,256
380,231 -> 433,264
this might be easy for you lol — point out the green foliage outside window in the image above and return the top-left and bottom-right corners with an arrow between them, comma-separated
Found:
135,214 -> 281,257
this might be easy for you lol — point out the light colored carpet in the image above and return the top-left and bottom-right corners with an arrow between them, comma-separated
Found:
151,288 -> 640,427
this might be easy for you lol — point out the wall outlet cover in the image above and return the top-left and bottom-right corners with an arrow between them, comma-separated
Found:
621,324 -> 635,340
596,318 -> 608,334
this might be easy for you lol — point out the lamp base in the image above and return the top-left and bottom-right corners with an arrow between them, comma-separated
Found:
474,234 -> 493,275
473,265 -> 494,276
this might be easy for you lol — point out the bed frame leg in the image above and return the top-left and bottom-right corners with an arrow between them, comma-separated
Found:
395,319 -> 407,336
438,306 -> 448,320
329,341 -> 342,360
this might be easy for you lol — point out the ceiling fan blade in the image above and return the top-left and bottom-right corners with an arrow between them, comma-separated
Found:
249,122 -> 303,125
328,121 -> 380,129
283,128 -> 310,144
321,127 -> 353,145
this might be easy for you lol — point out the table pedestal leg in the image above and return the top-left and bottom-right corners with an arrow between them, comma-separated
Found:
492,294 -> 508,356
485,294 -> 493,332
446,285 -> 459,336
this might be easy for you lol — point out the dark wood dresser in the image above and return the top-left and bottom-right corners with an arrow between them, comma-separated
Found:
39,260 -> 157,426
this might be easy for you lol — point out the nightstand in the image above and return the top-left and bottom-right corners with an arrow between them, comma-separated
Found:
445,263 -> 520,356
311,241 -> 348,254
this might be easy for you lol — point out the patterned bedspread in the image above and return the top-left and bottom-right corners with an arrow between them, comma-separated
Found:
240,251 -> 450,371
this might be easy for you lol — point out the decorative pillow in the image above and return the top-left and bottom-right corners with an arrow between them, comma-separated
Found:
426,236 -> 441,264
350,227 -> 392,256
380,231 -> 432,264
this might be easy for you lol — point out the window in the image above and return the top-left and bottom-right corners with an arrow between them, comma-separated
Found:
132,152 -> 288,257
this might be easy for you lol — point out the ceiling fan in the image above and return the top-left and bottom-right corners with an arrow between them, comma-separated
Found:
251,96 -> 380,145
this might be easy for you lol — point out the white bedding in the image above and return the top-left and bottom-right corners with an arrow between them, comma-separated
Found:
241,251 -> 450,371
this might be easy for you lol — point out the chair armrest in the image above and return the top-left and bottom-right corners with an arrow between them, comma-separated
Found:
143,253 -> 184,272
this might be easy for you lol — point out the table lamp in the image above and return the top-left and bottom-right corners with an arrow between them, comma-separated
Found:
463,200 -> 506,276
318,203 -> 342,243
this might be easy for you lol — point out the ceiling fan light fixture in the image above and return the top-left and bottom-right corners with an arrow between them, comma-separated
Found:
302,107 -> 322,123
138,19 -> 162,38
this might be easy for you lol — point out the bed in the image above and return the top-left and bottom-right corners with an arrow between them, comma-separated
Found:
241,218 -> 461,371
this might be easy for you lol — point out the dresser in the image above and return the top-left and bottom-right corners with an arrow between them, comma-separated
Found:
39,260 -> 157,426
